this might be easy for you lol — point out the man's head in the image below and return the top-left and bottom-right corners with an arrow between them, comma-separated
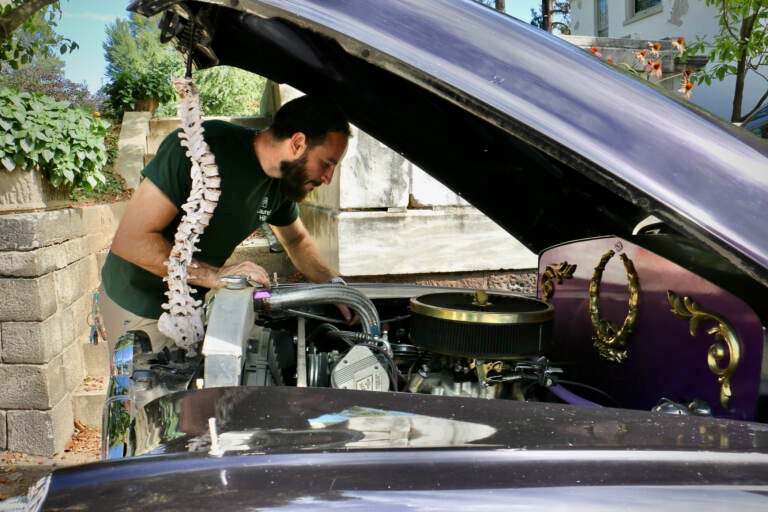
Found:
271,95 -> 351,202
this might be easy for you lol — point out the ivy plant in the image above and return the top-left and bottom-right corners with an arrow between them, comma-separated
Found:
0,85 -> 110,190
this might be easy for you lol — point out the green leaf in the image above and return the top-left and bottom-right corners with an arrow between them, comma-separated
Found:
19,138 -> 33,154
1,157 -> 15,172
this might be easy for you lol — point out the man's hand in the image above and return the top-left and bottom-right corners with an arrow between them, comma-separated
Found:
214,261 -> 271,289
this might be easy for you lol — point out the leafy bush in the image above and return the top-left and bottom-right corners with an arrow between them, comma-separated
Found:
103,61 -> 179,118
194,66 -> 266,116
69,123 -> 129,204
0,59 -> 100,112
0,85 -> 110,190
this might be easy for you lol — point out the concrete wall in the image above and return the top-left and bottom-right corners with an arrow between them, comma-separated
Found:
568,0 -> 763,121
0,204 -> 123,456
276,84 -> 537,275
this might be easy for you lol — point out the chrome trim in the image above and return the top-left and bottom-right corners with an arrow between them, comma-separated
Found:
409,292 -> 553,325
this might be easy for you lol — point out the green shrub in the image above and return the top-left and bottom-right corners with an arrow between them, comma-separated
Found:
0,85 -> 110,190
103,62 -> 178,118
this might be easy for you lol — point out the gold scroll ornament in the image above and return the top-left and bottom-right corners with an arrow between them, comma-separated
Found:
541,262 -> 577,302
589,250 -> 639,363
667,291 -> 741,409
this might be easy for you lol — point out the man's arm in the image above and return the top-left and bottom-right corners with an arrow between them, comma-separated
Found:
270,217 -> 339,283
272,218 -> 353,322
110,179 -> 271,289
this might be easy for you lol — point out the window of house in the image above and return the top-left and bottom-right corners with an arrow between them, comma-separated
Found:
635,0 -> 661,13
625,0 -> 662,25
596,0 -> 608,36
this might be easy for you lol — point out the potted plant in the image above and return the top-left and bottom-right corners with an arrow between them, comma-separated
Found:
104,62 -> 177,117
0,85 -> 109,211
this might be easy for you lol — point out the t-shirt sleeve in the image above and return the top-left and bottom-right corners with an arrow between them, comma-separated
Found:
141,129 -> 192,207
267,200 -> 299,227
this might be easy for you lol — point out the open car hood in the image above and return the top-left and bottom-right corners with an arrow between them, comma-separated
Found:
129,0 -> 768,287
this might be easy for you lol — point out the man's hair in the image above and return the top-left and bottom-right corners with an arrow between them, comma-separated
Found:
270,94 -> 351,147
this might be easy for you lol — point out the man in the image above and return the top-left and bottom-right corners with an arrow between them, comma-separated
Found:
98,94 -> 351,351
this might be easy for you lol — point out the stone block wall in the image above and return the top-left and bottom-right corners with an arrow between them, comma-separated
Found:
0,204 -> 123,456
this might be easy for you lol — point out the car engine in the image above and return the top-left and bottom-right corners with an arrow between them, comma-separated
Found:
104,280 -> 566,457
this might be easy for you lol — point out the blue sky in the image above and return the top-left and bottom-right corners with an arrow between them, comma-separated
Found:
57,0 -> 133,93
56,1 -> 541,93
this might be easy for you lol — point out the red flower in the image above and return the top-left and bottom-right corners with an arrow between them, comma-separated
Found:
678,68 -> 694,99
647,41 -> 662,57
645,59 -> 662,79
672,37 -> 685,56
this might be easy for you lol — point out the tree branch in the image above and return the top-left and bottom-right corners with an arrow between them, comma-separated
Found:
739,87 -> 768,122
0,0 -> 59,42
720,0 -> 739,41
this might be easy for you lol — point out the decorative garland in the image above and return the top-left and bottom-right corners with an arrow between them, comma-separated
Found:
157,77 -> 221,355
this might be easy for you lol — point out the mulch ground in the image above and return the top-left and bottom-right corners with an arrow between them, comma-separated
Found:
0,419 -> 101,500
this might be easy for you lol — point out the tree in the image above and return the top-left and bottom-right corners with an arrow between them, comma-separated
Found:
103,13 -> 265,118
531,1 -> 571,34
0,58 -> 98,110
688,0 -> 768,122
474,1 -> 506,13
104,14 -> 181,80
0,0 -> 77,69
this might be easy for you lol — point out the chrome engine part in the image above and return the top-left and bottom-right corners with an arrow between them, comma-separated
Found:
330,345 -> 390,391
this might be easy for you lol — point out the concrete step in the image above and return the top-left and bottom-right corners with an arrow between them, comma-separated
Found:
71,376 -> 107,430
81,341 -> 110,378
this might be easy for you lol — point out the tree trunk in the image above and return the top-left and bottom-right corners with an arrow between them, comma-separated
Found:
0,0 -> 58,42
494,0 -> 505,11
542,0 -> 553,33
732,14 -> 757,122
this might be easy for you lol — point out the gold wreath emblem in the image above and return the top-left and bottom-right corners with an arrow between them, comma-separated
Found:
541,262 -> 577,302
667,290 -> 741,409
589,250 -> 639,363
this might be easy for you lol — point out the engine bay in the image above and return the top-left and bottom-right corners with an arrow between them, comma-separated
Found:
104,233 -> 768,459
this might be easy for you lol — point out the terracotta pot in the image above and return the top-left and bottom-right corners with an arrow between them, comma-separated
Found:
134,96 -> 159,114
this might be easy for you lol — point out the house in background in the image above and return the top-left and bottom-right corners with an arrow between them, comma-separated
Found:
567,0 -> 765,121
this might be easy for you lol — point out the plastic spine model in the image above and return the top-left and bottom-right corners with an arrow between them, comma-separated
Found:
157,77 -> 221,355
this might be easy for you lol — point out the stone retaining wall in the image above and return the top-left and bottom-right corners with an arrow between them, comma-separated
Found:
0,203 -> 124,456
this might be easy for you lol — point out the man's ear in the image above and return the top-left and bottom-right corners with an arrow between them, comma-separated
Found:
289,132 -> 307,157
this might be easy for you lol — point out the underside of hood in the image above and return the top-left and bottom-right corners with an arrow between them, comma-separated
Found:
128,0 -> 768,288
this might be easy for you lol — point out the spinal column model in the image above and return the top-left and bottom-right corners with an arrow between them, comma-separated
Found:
157,77 -> 221,355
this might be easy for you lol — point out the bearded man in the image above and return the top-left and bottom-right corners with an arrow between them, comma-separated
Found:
98,95 -> 352,351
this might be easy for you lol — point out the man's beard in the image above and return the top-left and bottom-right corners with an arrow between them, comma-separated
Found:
279,153 -> 317,202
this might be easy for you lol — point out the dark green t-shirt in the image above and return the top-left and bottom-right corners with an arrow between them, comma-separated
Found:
101,120 -> 299,318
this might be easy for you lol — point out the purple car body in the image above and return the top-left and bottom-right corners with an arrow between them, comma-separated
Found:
24,0 -> 768,510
